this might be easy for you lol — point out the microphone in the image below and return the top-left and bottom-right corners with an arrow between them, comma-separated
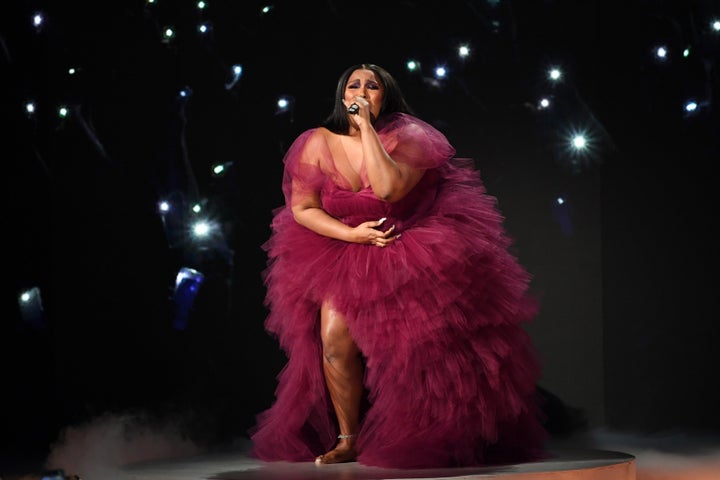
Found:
347,103 -> 359,115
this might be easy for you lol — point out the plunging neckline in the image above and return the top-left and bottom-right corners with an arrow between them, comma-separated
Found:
336,134 -> 365,192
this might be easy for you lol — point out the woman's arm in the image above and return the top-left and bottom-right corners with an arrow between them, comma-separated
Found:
348,101 -> 425,202
291,187 -> 396,246
360,122 -> 425,202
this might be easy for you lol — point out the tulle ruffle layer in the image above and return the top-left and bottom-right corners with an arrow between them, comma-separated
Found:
249,161 -> 547,468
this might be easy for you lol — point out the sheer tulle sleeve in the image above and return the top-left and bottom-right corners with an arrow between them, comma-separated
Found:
377,113 -> 456,169
281,129 -> 328,207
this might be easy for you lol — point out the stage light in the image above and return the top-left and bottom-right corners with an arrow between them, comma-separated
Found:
548,67 -> 562,82
683,47 -> 690,57
32,12 -> 45,30
198,22 -> 212,34
538,97 -> 551,110
712,19 -> 720,32
261,5 -> 274,15
212,161 -> 233,176
654,45 -> 668,60
197,1 -> 207,10
275,95 -> 295,115
225,64 -> 243,90
558,125 -> 600,171
434,66 -> 447,79
178,86 -> 193,99
458,45 -> 470,58
406,60 -> 420,72
162,26 -> 176,43
191,202 -> 202,214
192,219 -> 212,238
552,195 -> 573,236
26,101 -> 36,115
58,106 -> 69,118
682,99 -> 709,118
571,134 -> 587,150
172,267 -> 205,330
157,195 -> 189,248
18,287 -> 45,330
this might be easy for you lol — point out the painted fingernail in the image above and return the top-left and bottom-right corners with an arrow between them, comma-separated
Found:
378,217 -> 387,224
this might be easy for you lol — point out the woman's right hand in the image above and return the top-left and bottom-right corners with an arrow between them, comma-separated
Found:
349,217 -> 400,247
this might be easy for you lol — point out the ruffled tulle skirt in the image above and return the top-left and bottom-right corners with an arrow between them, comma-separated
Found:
249,161 -> 548,468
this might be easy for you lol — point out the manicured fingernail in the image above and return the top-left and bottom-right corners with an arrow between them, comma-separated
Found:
379,217 -> 387,224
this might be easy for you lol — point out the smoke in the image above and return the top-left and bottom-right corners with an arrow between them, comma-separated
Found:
43,410 -> 205,479
555,427 -> 720,480
32,423 -> 720,480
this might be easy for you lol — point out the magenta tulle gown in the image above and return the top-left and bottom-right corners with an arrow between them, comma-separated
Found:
249,113 -> 548,469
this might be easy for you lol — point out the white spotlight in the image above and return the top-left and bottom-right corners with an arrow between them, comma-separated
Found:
226,64 -> 243,90
275,95 -> 295,115
192,220 -> 211,238
684,100 -> 698,113
212,161 -> 234,176
458,45 -> 470,58
18,287 -> 45,329
712,19 -> 720,32
406,60 -> 420,72
178,86 -> 193,99
571,134 -> 587,150
32,13 -> 44,28
548,67 -> 562,81
654,46 -> 668,60
434,66 -> 447,79
162,26 -> 176,43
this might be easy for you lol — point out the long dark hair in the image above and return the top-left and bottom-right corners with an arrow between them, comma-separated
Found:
321,63 -> 415,134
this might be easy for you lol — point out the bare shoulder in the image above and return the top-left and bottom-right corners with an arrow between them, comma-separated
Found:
302,127 -> 333,147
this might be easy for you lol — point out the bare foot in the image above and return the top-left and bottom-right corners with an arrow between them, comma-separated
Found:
315,443 -> 357,465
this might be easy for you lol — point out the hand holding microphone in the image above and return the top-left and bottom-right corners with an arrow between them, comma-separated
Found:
346,97 -> 374,123
346,96 -> 367,115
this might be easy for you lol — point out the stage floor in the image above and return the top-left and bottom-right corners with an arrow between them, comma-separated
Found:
6,428 -> 720,480
122,447 -> 635,480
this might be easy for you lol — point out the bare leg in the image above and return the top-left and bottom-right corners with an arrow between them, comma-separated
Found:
315,301 -> 364,465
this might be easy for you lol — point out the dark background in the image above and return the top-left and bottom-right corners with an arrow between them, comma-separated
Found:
3,0 -> 719,471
